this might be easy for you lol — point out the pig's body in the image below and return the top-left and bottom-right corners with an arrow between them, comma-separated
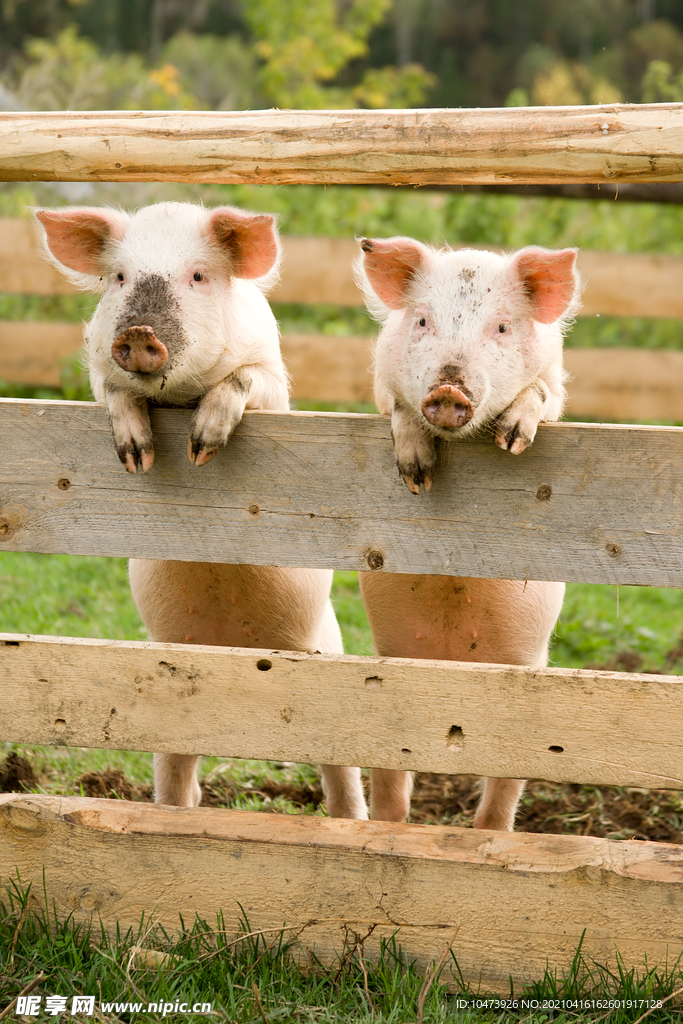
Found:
357,237 -> 579,830
35,201 -> 367,820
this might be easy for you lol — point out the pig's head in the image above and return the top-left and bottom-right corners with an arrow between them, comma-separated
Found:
358,237 -> 579,441
35,202 -> 280,403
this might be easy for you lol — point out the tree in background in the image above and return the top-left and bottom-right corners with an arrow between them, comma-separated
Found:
5,26 -> 196,110
242,0 -> 433,107
2,0 -> 683,109
0,0 -> 433,110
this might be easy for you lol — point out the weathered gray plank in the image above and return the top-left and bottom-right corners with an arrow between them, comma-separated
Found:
3,794 -> 683,994
1,399 -> 683,586
2,106 -> 683,184
2,633 -> 683,787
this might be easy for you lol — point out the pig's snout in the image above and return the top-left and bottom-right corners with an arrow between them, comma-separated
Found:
112,326 -> 168,374
421,384 -> 473,430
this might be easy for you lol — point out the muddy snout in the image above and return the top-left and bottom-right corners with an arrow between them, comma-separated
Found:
111,325 -> 168,374
421,384 -> 473,430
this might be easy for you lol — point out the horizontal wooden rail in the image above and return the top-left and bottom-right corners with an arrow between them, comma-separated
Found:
1,400 -> 683,586
2,794 -> 683,993
2,633 -> 683,788
2,106 -> 683,184
4,221 -> 683,318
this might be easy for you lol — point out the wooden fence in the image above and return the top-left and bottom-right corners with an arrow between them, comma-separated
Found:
1,106 -> 683,996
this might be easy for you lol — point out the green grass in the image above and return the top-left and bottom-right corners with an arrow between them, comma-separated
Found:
554,583 -> 683,672
0,552 -> 145,640
2,879 -> 683,1022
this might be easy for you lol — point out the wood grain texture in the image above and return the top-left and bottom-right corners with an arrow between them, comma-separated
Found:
2,632 -> 683,787
2,794 -> 683,994
2,106 -> 683,185
1,400 -> 683,586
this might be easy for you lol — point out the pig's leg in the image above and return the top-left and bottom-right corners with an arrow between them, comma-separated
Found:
103,385 -> 154,473
473,777 -> 526,831
154,752 -> 201,807
370,768 -> 413,821
317,600 -> 369,820
494,365 -> 565,455
188,365 -> 286,466
322,767 -> 368,819
391,402 -> 437,494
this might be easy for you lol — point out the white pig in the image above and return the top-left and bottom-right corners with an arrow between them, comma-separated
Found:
35,201 -> 367,820
356,236 -> 579,830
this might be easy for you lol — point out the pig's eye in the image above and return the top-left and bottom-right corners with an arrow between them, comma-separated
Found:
418,317 -> 427,327
116,273 -> 124,284
193,272 -> 204,283
498,323 -> 510,333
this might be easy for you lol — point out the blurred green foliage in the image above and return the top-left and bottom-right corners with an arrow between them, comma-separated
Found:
242,0 -> 434,108
3,0 -> 683,110
9,26 -> 198,110
1,10 -> 433,113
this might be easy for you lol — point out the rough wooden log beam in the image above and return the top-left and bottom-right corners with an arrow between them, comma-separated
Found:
0,400 -> 683,586
2,633 -> 683,787
2,794 -> 683,994
1,106 -> 683,184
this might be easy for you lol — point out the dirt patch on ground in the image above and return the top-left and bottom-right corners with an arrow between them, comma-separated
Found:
409,773 -> 683,842
76,768 -> 152,802
0,752 -> 38,793
4,754 -> 682,843
199,775 -> 323,810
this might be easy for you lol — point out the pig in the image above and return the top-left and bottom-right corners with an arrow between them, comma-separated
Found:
35,201 -> 367,821
356,236 -> 579,830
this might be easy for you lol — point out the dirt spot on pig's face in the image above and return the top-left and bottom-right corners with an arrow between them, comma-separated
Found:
114,274 -> 187,366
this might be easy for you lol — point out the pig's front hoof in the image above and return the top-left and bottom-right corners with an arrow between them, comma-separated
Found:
187,436 -> 219,466
117,441 -> 154,473
494,421 -> 534,455
397,459 -> 435,495
494,387 -> 546,455
494,429 -> 529,454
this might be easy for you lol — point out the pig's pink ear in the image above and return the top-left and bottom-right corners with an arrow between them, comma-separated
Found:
359,236 -> 429,310
34,207 -> 128,275
512,246 -> 579,324
206,207 -> 280,279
